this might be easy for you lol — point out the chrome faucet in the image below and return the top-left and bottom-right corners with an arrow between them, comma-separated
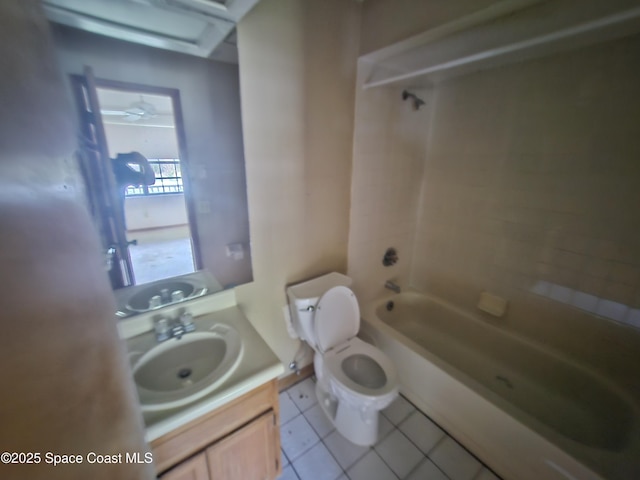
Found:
153,312 -> 196,342
384,280 -> 401,294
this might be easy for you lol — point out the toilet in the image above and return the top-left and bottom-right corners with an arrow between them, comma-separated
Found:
287,272 -> 398,446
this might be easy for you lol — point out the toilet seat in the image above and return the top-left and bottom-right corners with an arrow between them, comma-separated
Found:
324,337 -> 398,404
313,286 -> 360,353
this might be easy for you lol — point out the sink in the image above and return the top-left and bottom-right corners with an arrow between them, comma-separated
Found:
126,279 -> 206,313
130,324 -> 243,412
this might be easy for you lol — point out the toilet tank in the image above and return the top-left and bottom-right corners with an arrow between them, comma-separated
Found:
286,272 -> 353,345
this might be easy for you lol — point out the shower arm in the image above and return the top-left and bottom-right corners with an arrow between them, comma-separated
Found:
402,89 -> 426,110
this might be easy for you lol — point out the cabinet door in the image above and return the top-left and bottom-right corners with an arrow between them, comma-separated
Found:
160,452 -> 209,480
206,411 -> 278,480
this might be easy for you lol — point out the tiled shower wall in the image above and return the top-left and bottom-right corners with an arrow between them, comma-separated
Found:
347,66 -> 429,303
410,35 -> 640,390
348,35 -> 640,394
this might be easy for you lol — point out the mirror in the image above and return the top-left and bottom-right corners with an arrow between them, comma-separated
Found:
52,25 -> 253,318
97,85 -> 199,284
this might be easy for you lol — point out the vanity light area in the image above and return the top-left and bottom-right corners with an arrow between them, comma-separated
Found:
117,289 -> 285,479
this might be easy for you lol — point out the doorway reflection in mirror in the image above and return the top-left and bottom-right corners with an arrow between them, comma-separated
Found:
98,87 -> 197,284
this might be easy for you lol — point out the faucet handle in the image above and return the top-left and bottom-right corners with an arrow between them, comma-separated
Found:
153,316 -> 171,342
179,312 -> 196,332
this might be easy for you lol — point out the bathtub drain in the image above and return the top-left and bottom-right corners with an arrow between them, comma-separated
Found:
386,301 -> 394,311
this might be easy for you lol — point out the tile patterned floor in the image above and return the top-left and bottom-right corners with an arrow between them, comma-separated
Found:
278,378 -> 501,480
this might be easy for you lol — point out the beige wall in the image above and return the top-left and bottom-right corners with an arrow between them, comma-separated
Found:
359,0 -> 502,55
235,0 -> 360,366
51,26 -> 253,289
410,36 -> 640,392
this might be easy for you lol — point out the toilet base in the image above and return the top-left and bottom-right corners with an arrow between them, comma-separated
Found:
315,381 -> 379,446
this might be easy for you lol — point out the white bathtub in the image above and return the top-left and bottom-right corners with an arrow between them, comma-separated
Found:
360,291 -> 640,480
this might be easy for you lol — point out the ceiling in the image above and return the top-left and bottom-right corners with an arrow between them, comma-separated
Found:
41,0 -> 259,62
97,88 -> 176,128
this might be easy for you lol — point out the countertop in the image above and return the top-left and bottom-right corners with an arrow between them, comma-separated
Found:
120,296 -> 284,442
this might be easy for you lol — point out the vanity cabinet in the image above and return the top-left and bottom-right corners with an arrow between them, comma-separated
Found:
159,454 -> 209,480
152,379 -> 281,480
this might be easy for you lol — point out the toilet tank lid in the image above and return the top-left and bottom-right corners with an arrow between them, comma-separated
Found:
286,272 -> 352,302
314,286 -> 360,353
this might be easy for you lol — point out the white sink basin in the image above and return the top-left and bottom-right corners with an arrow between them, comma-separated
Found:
126,279 -> 206,313
130,325 -> 243,412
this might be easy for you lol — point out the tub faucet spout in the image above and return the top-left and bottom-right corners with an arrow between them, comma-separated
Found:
385,281 -> 401,294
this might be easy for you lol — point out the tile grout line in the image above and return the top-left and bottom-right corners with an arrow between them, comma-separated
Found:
423,432 -> 455,480
284,381 -> 346,479
370,443 -> 402,480
288,460 -> 302,480
392,425 -> 453,480
280,386 -> 498,480
280,411 -> 322,469
396,394 -> 501,479
380,402 -> 436,479
320,436 -> 367,477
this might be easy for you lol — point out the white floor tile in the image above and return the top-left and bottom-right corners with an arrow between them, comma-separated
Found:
399,411 -> 446,454
292,441 -> 343,480
406,458 -> 448,480
287,378 -> 318,412
277,464 -> 300,480
475,467 -> 501,480
377,414 -> 394,441
429,437 -> 482,480
303,403 -> 335,438
280,391 -> 301,425
281,449 -> 289,468
374,429 -> 423,478
382,395 -> 416,425
347,451 -> 397,480
323,430 -> 369,470
281,414 -> 320,461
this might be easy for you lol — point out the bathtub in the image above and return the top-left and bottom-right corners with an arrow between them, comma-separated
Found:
360,291 -> 640,480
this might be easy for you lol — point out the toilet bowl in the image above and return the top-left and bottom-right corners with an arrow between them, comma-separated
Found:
287,273 -> 398,446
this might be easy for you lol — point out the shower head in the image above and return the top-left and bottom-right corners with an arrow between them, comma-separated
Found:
402,90 -> 425,110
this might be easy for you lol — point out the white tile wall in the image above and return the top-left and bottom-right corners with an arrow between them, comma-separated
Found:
347,80 -> 430,305
348,33 -> 640,402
